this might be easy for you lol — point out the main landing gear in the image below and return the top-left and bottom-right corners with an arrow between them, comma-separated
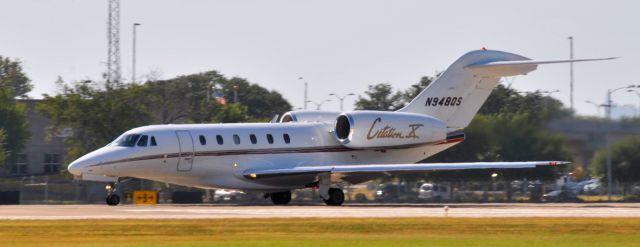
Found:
323,188 -> 345,206
318,173 -> 345,206
269,191 -> 292,205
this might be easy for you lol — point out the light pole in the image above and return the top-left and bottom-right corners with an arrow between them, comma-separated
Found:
602,84 -> 639,201
299,77 -> 308,110
307,99 -> 331,110
329,93 -> 356,112
233,85 -> 239,103
568,36 -> 574,111
132,23 -> 141,83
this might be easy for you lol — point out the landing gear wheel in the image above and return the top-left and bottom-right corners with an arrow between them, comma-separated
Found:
106,194 -> 120,206
270,191 -> 292,205
105,181 -> 120,206
323,188 -> 345,206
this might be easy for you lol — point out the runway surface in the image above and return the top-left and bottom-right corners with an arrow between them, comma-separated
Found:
1,203 -> 640,220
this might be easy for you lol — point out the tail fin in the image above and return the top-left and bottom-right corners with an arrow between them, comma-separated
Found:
398,49 -> 615,130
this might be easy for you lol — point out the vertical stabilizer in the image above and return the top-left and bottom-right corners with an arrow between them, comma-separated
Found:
397,49 -> 613,130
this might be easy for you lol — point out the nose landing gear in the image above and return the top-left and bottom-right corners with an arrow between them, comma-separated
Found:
105,182 -> 120,206
106,194 -> 120,206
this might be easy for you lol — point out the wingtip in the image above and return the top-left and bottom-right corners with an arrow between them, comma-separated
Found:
549,161 -> 571,166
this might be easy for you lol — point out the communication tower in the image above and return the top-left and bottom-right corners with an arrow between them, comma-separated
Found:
107,0 -> 121,85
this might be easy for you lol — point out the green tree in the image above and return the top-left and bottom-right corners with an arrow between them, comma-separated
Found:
0,56 -> 33,98
0,56 -> 31,168
214,103 -> 248,123
39,70 -> 293,162
218,77 -> 291,120
0,90 -> 30,166
399,75 -> 436,105
590,136 -> 640,184
146,71 -> 291,124
39,80 -> 154,161
354,83 -> 403,111
0,129 -> 7,164
480,85 -> 572,123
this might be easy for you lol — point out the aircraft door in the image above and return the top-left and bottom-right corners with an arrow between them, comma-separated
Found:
176,131 -> 195,171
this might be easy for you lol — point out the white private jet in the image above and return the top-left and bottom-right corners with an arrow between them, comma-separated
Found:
68,49 -> 613,206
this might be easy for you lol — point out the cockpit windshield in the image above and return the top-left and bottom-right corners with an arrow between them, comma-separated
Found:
116,134 -> 141,147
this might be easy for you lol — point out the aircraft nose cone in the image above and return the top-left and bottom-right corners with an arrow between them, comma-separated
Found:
68,155 -> 95,176
67,159 -> 83,176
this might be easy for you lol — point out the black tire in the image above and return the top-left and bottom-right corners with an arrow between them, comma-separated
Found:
323,188 -> 345,206
106,194 -> 120,206
270,191 -> 291,205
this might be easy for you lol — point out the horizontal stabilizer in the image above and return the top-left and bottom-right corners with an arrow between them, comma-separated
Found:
465,57 -> 617,77
242,161 -> 569,179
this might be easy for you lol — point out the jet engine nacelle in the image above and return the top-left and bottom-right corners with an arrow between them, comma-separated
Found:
334,111 -> 447,149
280,110 -> 341,123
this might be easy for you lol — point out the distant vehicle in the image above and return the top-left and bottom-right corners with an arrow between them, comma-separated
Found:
214,190 -> 245,201
582,179 -> 601,195
375,184 -> 415,202
68,49 -> 606,206
418,183 -> 450,202
542,190 -> 582,203
632,185 -> 640,195
556,176 -> 584,194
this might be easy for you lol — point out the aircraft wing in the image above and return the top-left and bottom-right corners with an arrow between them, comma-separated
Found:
242,161 -> 568,180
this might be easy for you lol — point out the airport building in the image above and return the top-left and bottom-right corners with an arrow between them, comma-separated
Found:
3,99 -> 67,176
547,118 -> 640,173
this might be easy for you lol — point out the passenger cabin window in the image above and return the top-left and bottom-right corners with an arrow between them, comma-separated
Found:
216,135 -> 224,145
233,134 -> 240,145
137,135 -> 148,147
266,134 -> 274,144
117,134 -> 141,147
150,136 -> 157,146
199,135 -> 206,145
250,134 -> 257,144
283,134 -> 291,144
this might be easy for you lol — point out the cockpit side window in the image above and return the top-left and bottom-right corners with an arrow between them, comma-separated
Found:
150,136 -> 157,146
116,134 -> 141,147
137,135 -> 149,147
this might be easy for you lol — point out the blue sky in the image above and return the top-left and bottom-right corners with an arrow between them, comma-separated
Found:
1,0 -> 638,115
